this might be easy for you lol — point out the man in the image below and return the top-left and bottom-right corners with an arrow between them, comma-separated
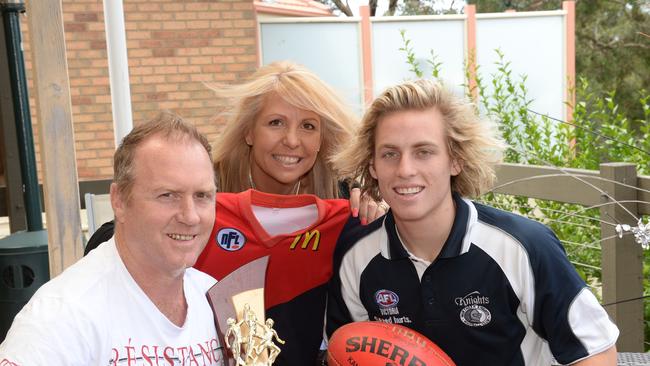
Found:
327,80 -> 619,365
0,112 -> 224,365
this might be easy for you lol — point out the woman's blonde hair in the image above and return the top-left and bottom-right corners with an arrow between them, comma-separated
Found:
210,61 -> 357,198
334,79 -> 505,201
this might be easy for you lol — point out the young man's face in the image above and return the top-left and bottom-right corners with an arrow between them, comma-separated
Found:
370,107 -> 461,224
112,134 -> 216,277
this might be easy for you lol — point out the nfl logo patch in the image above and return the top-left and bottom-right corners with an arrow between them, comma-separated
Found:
217,228 -> 246,251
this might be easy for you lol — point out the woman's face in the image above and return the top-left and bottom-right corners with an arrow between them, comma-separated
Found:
246,93 -> 322,195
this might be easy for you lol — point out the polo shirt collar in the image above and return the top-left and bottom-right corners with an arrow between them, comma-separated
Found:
383,192 -> 473,260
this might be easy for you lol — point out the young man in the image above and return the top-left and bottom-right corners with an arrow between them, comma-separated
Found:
0,113 -> 224,365
327,80 -> 619,365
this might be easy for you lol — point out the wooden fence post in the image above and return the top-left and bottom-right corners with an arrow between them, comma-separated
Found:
599,162 -> 644,351
25,0 -> 84,276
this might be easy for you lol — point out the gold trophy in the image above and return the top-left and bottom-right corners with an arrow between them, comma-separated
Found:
207,256 -> 284,366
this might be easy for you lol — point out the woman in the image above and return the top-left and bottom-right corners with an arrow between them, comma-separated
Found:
196,61 -> 384,365
212,61 -> 384,221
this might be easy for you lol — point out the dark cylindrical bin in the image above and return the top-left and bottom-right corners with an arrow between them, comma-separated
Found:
0,230 -> 49,342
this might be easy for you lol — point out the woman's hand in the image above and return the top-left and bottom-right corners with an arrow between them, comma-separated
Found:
349,187 -> 388,225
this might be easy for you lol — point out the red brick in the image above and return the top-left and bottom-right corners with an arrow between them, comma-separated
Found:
90,40 -> 107,49
139,40 -> 163,48
129,49 -> 153,58
74,13 -> 98,22
187,20 -> 211,29
201,64 -> 224,73
222,11 -> 244,20
152,48 -> 175,57
226,63 -> 247,72
177,65 -> 201,74
141,57 -> 166,66
138,22 -> 163,30
162,3 -> 184,12
86,158 -> 112,168
165,57 -> 190,66
198,12 -> 221,20
223,29 -> 245,38
210,20 -> 233,29
190,56 -> 212,65
151,13 -> 173,21
151,31 -> 176,40
72,96 -> 93,105
200,47 -> 225,55
186,3 -> 210,11
87,22 -> 107,32
233,20 -> 255,28
154,66 -> 178,74
97,167 -> 113,177
233,2 -> 253,10
137,3 -> 161,12
169,91 -> 191,100
75,150 -> 98,159
126,12 -> 148,21
162,40 -> 185,48
146,92 -> 168,101
166,74 -> 191,83
64,22 -> 87,32
176,12 -> 198,21
156,84 -> 179,92
128,31 -> 150,40
141,75 -> 166,84
95,95 -> 112,104
185,39 -> 210,47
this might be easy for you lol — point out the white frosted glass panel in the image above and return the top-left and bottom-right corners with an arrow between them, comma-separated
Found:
372,20 -> 466,97
476,15 -> 565,121
260,22 -> 363,111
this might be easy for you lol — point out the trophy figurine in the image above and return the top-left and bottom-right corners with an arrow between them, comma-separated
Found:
224,304 -> 285,366
207,256 -> 285,366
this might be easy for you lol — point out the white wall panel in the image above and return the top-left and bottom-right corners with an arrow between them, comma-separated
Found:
371,18 -> 466,97
260,21 -> 364,111
476,14 -> 565,120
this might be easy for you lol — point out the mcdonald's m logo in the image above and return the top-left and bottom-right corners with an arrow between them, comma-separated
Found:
290,230 -> 320,251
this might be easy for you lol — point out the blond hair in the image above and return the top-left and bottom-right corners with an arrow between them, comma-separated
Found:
114,111 -> 212,201
209,61 -> 357,198
334,79 -> 504,200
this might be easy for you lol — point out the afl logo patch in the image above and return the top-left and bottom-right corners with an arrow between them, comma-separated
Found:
217,228 -> 245,251
374,289 -> 399,308
460,305 -> 491,327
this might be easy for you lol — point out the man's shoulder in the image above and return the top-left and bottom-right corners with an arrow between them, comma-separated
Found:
35,240 -> 121,306
0,245 -> 120,364
470,201 -> 574,277
334,215 -> 384,262
473,202 -> 558,247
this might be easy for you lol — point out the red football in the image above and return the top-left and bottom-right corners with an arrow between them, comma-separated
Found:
327,321 -> 455,366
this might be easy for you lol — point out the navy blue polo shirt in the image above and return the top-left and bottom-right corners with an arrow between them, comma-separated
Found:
327,194 -> 618,366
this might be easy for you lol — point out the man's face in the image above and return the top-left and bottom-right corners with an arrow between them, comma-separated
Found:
112,134 -> 216,277
370,107 -> 461,224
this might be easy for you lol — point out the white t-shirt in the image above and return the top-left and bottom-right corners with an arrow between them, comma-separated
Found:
0,239 -> 225,365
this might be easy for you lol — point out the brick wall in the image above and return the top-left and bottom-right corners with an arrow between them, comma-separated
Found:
20,0 -> 258,180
